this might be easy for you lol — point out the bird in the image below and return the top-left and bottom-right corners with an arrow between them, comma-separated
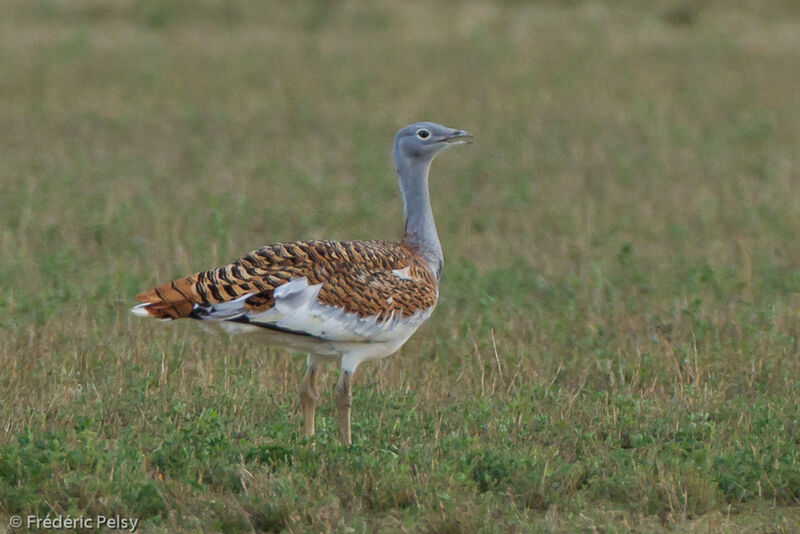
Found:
131,122 -> 472,444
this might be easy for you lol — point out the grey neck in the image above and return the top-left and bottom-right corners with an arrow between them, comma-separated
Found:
396,157 -> 443,278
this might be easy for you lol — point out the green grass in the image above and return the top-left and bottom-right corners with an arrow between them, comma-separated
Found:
2,0 -> 800,532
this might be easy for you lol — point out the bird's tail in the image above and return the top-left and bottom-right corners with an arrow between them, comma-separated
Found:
131,276 -> 199,320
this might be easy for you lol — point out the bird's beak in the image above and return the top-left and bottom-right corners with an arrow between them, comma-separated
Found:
440,129 -> 473,145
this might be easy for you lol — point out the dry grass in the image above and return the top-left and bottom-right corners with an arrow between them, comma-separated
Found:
2,1 -> 800,532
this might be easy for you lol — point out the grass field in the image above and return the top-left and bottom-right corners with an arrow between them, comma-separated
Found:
2,0 -> 800,532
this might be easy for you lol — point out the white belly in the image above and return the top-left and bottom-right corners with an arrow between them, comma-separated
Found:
205,309 -> 430,371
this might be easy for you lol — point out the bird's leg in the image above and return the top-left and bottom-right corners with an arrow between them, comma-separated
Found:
300,357 -> 320,438
334,370 -> 353,445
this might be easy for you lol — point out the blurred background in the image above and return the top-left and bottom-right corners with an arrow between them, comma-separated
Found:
2,1 -> 800,531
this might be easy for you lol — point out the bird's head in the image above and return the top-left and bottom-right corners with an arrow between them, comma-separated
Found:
393,121 -> 472,168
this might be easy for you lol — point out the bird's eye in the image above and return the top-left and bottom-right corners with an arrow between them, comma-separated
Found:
416,129 -> 430,139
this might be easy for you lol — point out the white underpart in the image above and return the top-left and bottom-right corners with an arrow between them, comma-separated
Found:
197,292 -> 255,318
135,276 -> 434,373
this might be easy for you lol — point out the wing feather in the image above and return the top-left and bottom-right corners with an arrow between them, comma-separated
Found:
133,240 -> 439,341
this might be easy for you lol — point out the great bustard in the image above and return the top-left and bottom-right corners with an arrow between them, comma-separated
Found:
132,122 -> 472,444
